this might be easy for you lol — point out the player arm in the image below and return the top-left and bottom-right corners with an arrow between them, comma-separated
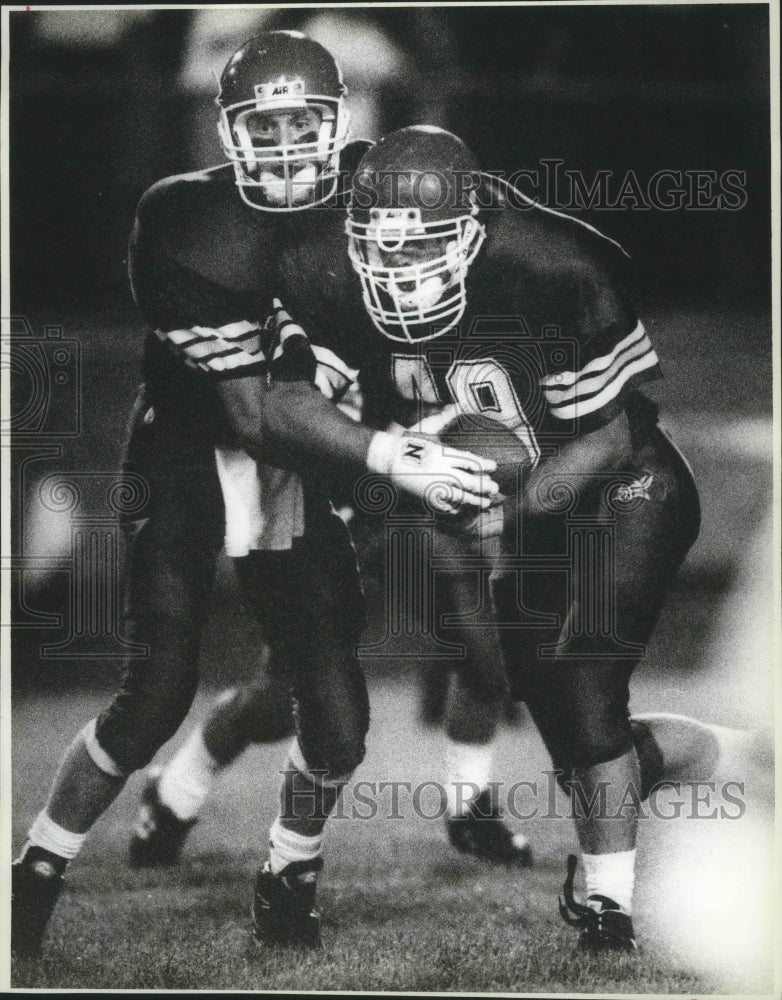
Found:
524,257 -> 659,513
217,372 -> 498,514
523,410 -> 633,518
216,374 -> 376,467
171,305 -> 498,510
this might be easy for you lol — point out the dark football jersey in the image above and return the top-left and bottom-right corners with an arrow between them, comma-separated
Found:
128,143 -> 372,464
286,174 -> 663,465
129,162 -> 277,459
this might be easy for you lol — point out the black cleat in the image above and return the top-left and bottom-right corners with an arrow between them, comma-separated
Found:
11,856 -> 65,958
252,858 -> 324,950
446,788 -> 533,867
128,768 -> 197,869
559,854 -> 637,953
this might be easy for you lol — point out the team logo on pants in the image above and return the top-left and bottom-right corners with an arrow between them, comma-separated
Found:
612,473 -> 654,506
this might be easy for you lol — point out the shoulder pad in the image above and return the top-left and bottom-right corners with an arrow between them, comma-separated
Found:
481,173 -> 630,264
136,166 -> 231,223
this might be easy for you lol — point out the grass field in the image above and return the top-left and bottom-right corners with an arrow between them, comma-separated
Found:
6,307 -> 778,994
9,675 -> 773,995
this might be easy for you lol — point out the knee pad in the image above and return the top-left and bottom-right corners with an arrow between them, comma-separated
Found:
564,724 -> 635,773
540,712 -> 634,787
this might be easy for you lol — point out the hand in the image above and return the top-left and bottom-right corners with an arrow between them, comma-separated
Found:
366,431 -> 499,512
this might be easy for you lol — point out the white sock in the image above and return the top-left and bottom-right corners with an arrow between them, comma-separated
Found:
268,817 -> 323,875
581,849 -> 636,913
28,810 -> 87,861
157,728 -> 218,821
445,739 -> 494,816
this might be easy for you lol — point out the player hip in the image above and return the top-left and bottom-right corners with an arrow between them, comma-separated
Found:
232,496 -> 366,658
119,382 -> 229,525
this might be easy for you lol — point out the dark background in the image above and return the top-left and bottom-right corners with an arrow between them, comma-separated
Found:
8,4 -> 771,312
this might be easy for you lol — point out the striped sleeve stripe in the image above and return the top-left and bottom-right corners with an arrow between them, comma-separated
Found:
156,325 -> 267,373
544,329 -> 657,405
271,298 -> 309,345
204,320 -> 259,342
157,327 -> 219,349
159,322 -> 262,349
174,339 -> 244,362
311,345 -> 360,384
548,351 -> 660,420
541,322 -> 647,390
195,349 -> 264,372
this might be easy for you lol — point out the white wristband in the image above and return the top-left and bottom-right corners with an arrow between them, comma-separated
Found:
366,430 -> 397,476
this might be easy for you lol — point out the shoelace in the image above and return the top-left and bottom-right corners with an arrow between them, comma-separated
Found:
558,853 -> 594,927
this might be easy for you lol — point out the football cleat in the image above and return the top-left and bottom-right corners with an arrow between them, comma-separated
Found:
252,858 -> 324,949
559,854 -> 638,953
11,856 -> 65,958
128,768 -> 198,869
446,788 -> 534,867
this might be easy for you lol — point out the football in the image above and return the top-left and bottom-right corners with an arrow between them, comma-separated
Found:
438,412 -> 534,498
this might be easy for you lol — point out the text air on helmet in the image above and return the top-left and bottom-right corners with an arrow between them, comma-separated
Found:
217,31 -> 350,211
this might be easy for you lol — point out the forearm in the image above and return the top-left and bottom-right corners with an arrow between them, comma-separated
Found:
217,376 -> 375,469
524,412 -> 633,518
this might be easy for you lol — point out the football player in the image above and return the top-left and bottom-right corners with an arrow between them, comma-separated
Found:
11,36 -> 498,960
152,123 -> 758,954
337,125 -> 758,952
128,307 -> 533,874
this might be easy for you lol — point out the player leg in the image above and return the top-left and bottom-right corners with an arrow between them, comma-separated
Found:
12,466 -> 223,958
434,531 -> 532,865
129,675 -> 295,867
530,430 -> 716,950
250,505 -> 368,948
129,549 -> 297,868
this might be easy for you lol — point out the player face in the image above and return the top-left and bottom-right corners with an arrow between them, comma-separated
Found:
239,106 -> 325,206
244,107 -> 323,151
347,203 -> 486,341
366,233 -> 459,312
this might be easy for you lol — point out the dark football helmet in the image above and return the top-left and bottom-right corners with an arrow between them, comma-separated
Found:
346,126 -> 486,342
216,31 -> 350,211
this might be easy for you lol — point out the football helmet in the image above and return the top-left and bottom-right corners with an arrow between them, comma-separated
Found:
217,31 -> 350,211
346,126 -> 486,342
